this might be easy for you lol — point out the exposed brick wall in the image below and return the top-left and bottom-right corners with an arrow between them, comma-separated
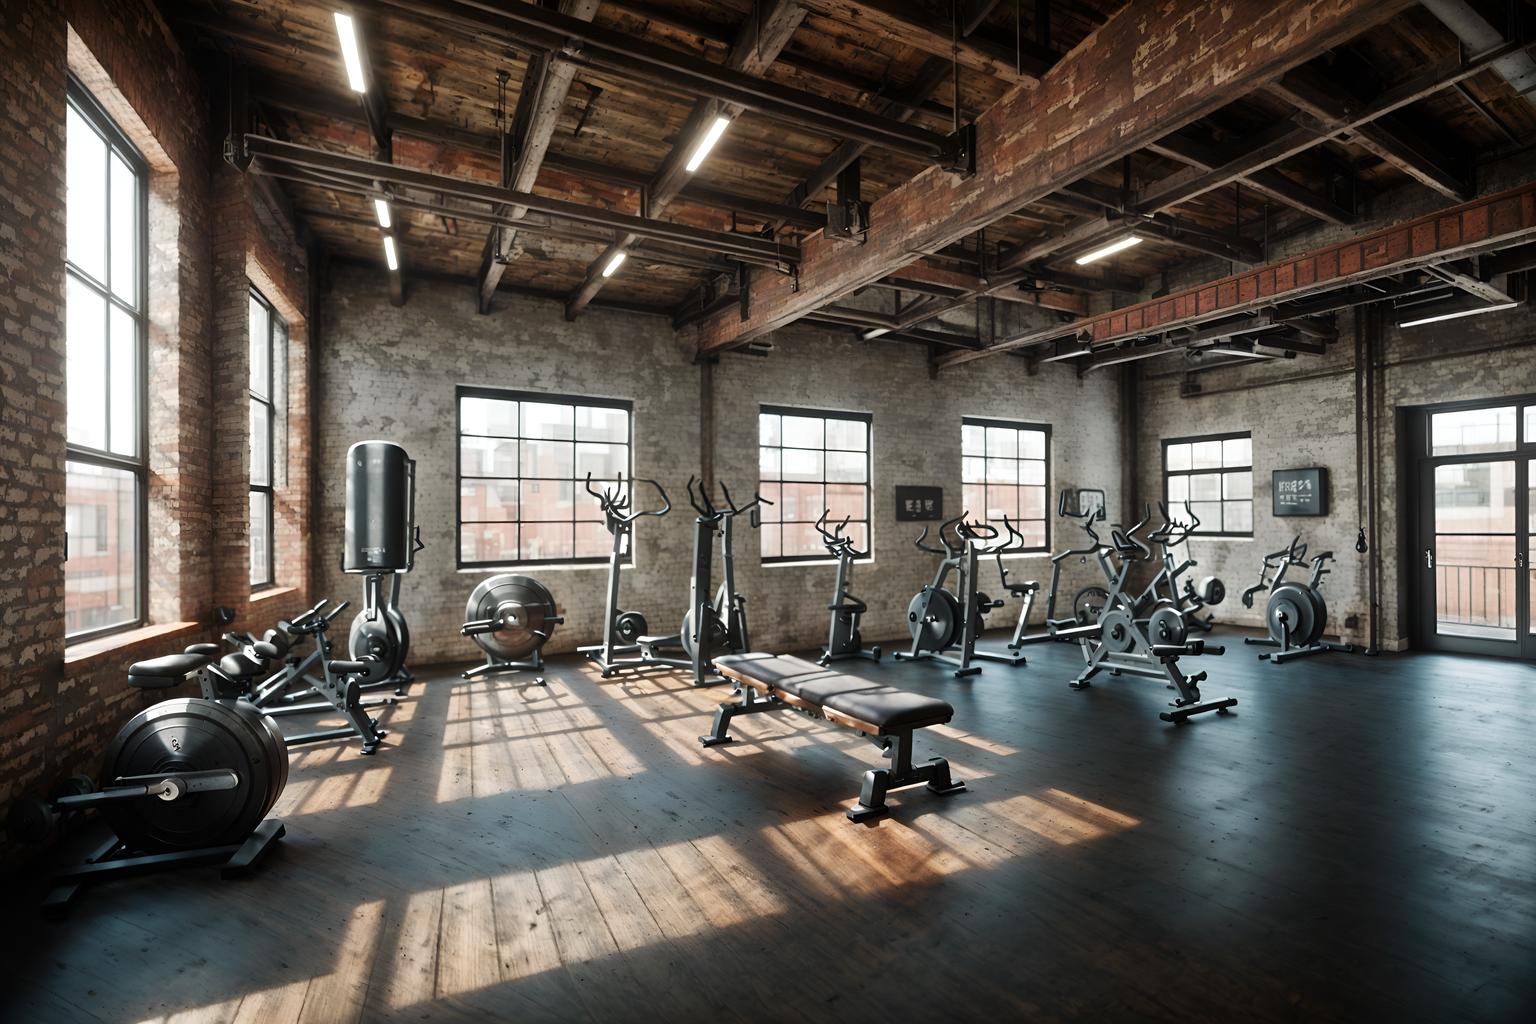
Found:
0,0 -> 312,840
315,265 -> 1122,664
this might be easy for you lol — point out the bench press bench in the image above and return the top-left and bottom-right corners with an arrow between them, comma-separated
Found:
701,653 -> 965,822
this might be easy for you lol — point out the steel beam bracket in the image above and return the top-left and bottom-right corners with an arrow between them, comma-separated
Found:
941,123 -> 977,178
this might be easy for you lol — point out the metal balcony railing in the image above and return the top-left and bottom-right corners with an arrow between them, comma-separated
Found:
1436,563 -> 1518,628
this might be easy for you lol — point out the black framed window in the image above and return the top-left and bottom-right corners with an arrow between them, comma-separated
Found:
64,80 -> 148,641
457,387 -> 632,566
758,407 -> 871,562
962,418 -> 1050,551
248,289 -> 285,588
1163,432 -> 1253,537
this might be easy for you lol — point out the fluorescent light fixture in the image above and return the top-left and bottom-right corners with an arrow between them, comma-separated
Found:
685,116 -> 732,173
1074,235 -> 1142,265
601,251 -> 627,278
334,12 -> 367,93
1398,300 -> 1517,328
373,198 -> 392,229
383,235 -> 399,271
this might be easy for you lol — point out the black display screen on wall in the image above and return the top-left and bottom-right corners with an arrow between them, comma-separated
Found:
1273,468 -> 1328,516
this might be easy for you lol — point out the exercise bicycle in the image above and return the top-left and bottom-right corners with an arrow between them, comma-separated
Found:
461,575 -> 563,682
344,440 -> 423,692
814,509 -> 881,665
1162,502 -> 1226,633
579,473 -> 691,677
896,511 -> 1024,677
1009,489 -> 1111,648
1241,536 -> 1354,663
5,646 -> 291,911
1071,509 -> 1236,723
678,477 -> 770,682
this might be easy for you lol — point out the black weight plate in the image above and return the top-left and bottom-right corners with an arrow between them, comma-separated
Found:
464,575 -> 558,661
907,588 -> 960,653
680,608 -> 730,659
229,700 -> 289,818
100,698 -> 275,852
350,611 -> 403,676
388,604 -> 411,669
1305,588 -> 1329,645
1098,608 -> 1137,654
1147,603 -> 1187,647
615,610 -> 648,644
1266,583 -> 1317,650
1074,587 -> 1110,625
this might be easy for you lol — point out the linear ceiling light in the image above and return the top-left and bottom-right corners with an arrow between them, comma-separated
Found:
383,235 -> 399,271
1398,300 -> 1518,328
373,198 -> 392,229
685,116 -> 732,173
601,251 -> 627,277
1074,235 -> 1143,265
334,12 -> 367,93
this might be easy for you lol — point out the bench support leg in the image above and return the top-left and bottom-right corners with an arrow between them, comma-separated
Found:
847,729 -> 966,822
699,684 -> 783,747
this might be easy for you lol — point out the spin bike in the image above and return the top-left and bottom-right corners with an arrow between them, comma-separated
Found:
1241,536 -> 1353,662
1010,489 -> 1111,647
814,510 -> 881,664
678,478 -> 770,683
896,512 -> 1024,677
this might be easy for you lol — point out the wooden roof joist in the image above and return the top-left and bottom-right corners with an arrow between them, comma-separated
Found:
239,135 -> 799,270
938,179 -> 1536,370
353,0 -> 966,164
693,0 -> 1417,356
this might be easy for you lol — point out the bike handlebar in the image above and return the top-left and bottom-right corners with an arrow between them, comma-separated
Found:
586,472 -> 670,524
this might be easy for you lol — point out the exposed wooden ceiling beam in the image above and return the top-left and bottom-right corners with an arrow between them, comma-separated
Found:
478,0 -> 602,314
803,1 -> 1052,81
938,178 -> 1536,369
565,0 -> 806,319
694,0 -> 1413,356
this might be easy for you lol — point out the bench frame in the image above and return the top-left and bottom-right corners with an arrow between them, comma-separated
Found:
701,661 -> 965,822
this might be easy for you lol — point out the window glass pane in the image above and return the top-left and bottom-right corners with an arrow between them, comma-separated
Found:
825,483 -> 864,522
781,448 -> 824,482
461,397 -> 518,436
1222,436 -> 1251,467
460,437 -> 517,476
826,450 -> 866,483
985,485 -> 1019,521
1019,430 -> 1046,460
962,482 -> 986,518
66,276 -> 108,450
782,521 -> 822,558
758,483 -> 781,521
985,458 -> 1017,484
841,522 -> 869,552
825,418 -> 867,451
1021,486 -> 1046,521
521,401 -> 574,440
65,461 -> 137,636
521,521 -> 574,561
250,401 -> 271,486
1223,471 -> 1253,500
760,529 -> 782,559
574,405 -> 627,442
1525,407 -> 1536,445
1431,407 -> 1516,456
460,480 -> 519,521
520,479 -> 574,521
1165,443 -> 1191,471
1224,500 -> 1253,534
461,523 -> 516,564
109,151 -> 137,304
1189,501 -> 1222,531
1191,440 -> 1223,469
1189,473 -> 1222,501
985,426 -> 1017,459
1434,462 -> 1517,534
1167,475 -> 1189,503
961,423 -> 984,456
759,413 -> 780,447
1019,460 -> 1045,486
109,303 -> 136,457
248,295 -> 270,397
249,491 -> 270,585
575,441 -> 627,480
575,520 -> 611,559
66,105 -> 107,282
1018,519 -> 1046,549
781,415 -> 823,448
520,439 -> 575,478
778,482 -> 822,523
962,456 -> 985,483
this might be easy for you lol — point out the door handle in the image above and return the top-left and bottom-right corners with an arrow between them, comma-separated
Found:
1518,554 -> 1526,570
1425,548 -> 1434,569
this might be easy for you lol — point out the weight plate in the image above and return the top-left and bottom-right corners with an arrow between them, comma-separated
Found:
230,700 -> 289,819
680,608 -> 730,659
1305,588 -> 1328,646
1266,583 -> 1317,651
100,698 -> 277,853
350,611 -> 403,676
1098,608 -> 1137,654
1074,586 -> 1110,625
615,610 -> 648,644
1200,575 -> 1226,606
907,588 -> 961,653
387,604 -> 411,671
1147,603 -> 1187,648
463,575 -> 558,661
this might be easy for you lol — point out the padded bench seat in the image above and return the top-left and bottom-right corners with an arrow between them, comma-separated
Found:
703,653 -> 965,822
127,652 -> 212,689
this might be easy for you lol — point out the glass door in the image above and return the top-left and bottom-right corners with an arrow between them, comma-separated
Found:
1413,401 -> 1534,657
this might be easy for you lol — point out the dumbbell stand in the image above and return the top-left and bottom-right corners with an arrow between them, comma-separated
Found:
41,819 -> 285,914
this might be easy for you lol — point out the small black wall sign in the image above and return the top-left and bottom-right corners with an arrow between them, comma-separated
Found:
1273,468 -> 1328,516
895,486 -> 944,522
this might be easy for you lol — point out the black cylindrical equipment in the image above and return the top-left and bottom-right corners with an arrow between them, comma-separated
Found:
343,440 -> 416,573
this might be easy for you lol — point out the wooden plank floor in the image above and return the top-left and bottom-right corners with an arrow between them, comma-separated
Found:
4,629 -> 1536,1023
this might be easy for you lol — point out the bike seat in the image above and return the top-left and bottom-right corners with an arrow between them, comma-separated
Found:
1005,580 -> 1040,595
217,652 -> 267,680
249,640 -> 281,662
183,643 -> 221,657
128,652 -> 210,689
261,628 -> 293,654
